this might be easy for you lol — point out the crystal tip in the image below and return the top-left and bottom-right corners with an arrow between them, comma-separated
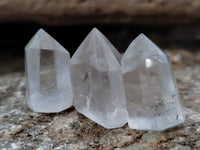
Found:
137,33 -> 148,39
135,33 -> 154,44
91,27 -> 99,32
37,28 -> 46,34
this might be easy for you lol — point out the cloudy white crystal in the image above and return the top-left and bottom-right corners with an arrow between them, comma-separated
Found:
70,28 -> 128,129
25,29 -> 73,113
121,34 -> 185,131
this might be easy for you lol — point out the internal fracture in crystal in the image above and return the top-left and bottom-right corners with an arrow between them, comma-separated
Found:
25,29 -> 73,113
70,28 -> 128,129
121,34 -> 185,131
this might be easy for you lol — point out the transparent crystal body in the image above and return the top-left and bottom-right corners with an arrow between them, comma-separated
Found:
71,28 -> 128,129
25,29 -> 73,113
121,34 -> 185,131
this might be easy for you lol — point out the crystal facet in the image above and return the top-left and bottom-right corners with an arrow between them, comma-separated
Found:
25,29 -> 73,113
71,28 -> 128,129
121,34 -> 185,131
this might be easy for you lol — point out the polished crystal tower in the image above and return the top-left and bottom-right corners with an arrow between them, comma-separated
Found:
25,29 -> 73,113
71,28 -> 128,129
121,34 -> 185,131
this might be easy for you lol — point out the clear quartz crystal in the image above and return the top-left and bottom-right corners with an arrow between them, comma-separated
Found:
121,34 -> 185,131
70,28 -> 128,129
25,29 -> 73,113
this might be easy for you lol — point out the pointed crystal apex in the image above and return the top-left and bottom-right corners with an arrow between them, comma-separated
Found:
121,34 -> 185,131
71,28 -> 127,129
71,28 -> 121,71
90,27 -> 98,33
121,34 -> 168,73
25,28 -> 68,54
90,28 -> 122,62
25,29 -> 73,113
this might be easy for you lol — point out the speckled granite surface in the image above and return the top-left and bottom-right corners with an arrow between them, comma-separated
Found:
0,49 -> 200,150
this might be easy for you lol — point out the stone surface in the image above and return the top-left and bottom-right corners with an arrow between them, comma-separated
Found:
0,0 -> 200,25
121,34 -> 185,131
71,28 -> 127,129
25,29 -> 73,113
0,49 -> 200,149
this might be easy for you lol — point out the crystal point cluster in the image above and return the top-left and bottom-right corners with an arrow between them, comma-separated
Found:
70,28 -> 128,129
121,34 -> 185,131
25,29 -> 73,113
25,28 -> 185,131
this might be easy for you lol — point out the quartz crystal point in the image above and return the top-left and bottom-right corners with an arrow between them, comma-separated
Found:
71,28 -> 128,129
25,29 -> 73,113
121,34 -> 185,131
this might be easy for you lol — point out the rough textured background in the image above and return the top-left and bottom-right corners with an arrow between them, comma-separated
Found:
0,49 -> 200,149
1,0 -> 200,25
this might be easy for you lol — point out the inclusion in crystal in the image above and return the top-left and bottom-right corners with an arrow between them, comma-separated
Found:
70,28 -> 128,129
25,29 -> 73,113
121,34 -> 185,131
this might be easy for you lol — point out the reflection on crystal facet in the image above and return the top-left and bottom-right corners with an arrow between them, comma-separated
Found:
71,28 -> 128,129
121,34 -> 185,131
25,29 -> 73,113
